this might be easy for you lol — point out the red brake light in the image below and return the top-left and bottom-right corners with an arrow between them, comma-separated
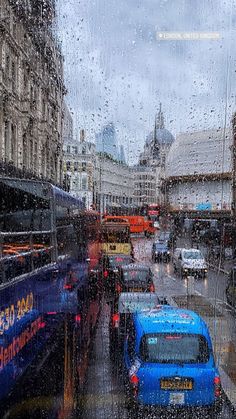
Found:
47,311 -> 57,315
75,314 -> 81,322
214,376 -> 221,397
112,313 -> 120,328
103,270 -> 108,278
214,377 -> 221,385
130,374 -> 139,385
64,284 -> 72,290
149,283 -> 155,292
130,373 -> 139,396
116,283 -> 122,293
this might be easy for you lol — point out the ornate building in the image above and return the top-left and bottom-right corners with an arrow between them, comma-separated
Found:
0,0 -> 64,185
133,104 -> 174,206
139,103 -> 174,167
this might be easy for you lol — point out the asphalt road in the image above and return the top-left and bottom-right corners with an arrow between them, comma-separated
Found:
82,237 -> 236,418
2,237 -> 235,418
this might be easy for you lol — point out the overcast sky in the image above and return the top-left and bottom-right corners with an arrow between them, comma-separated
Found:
57,0 -> 236,162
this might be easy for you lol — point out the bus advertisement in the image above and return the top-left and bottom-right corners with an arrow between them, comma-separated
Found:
0,177 -> 101,416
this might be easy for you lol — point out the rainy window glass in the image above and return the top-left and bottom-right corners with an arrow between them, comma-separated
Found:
0,0 -> 236,417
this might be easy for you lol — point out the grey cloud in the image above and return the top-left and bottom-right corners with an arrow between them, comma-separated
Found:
57,0 -> 236,161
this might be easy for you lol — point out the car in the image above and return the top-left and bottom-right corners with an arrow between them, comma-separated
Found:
158,230 -> 176,249
173,248 -> 208,278
109,292 -> 162,355
152,241 -> 170,262
115,264 -> 155,296
123,306 -> 222,415
101,254 -> 134,295
226,266 -> 236,307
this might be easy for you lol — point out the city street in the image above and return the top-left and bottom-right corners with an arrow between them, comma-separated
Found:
81,237 -> 236,418
1,1 -> 236,418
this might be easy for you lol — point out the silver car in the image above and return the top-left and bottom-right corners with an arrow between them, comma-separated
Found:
173,248 -> 208,278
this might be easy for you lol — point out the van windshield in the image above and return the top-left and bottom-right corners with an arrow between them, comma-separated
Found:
140,333 -> 210,364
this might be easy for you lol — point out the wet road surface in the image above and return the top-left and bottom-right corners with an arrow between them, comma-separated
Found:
81,237 -> 236,418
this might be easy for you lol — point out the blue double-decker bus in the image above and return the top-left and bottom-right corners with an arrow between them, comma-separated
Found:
0,177 -> 101,417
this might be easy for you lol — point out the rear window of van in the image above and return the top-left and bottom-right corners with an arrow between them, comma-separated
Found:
140,333 -> 210,364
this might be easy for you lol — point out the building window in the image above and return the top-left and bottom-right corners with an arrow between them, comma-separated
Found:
66,161 -> 71,171
74,162 -> 78,171
24,69 -> 28,91
34,142 -> 38,173
11,124 -> 16,164
12,19 -> 17,38
22,134 -> 28,169
51,157 -> 54,180
30,140 -> 33,170
72,146 -> 78,154
82,145 -> 86,155
5,55 -> 10,76
12,61 -> 16,91
82,175 -> 87,190
67,145 -> 70,153
4,120 -> 9,161
82,162 -> 86,171
42,99 -> 46,119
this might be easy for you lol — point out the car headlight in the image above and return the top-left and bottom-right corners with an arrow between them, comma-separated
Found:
113,268 -> 119,273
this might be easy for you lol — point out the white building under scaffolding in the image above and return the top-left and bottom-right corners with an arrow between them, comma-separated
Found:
165,128 -> 232,216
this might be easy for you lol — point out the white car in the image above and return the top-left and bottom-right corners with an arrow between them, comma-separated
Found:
173,248 -> 208,278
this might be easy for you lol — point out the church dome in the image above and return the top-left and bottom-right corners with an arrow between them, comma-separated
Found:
145,103 -> 174,146
155,128 -> 175,145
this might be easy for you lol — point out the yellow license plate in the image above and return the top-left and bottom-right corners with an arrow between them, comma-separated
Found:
132,288 -> 143,292
161,380 -> 193,390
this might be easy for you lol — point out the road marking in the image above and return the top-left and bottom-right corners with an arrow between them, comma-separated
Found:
194,290 -> 202,296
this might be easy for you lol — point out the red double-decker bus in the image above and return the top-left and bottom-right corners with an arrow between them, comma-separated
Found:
146,204 -> 160,228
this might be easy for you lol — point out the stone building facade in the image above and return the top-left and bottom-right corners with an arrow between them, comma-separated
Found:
0,0 -> 64,185
63,129 -> 135,212
94,153 -> 135,213
133,165 -> 158,206
63,132 -> 96,209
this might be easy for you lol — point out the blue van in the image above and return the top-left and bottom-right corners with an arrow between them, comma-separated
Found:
124,306 -> 222,414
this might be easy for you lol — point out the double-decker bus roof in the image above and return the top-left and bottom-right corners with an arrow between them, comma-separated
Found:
0,177 -> 85,210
